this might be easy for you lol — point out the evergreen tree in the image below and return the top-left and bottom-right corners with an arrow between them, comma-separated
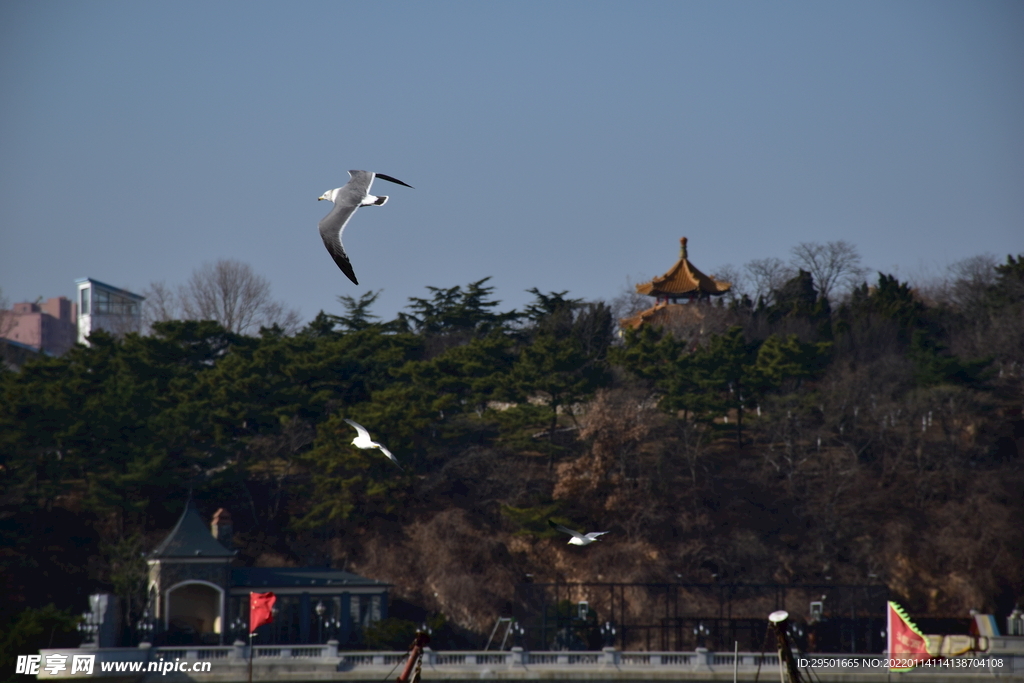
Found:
400,278 -> 520,336
333,290 -> 384,332
506,289 -> 612,463
687,326 -> 760,445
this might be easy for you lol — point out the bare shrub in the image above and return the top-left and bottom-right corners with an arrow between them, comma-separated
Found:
554,389 -> 658,508
359,509 -> 520,633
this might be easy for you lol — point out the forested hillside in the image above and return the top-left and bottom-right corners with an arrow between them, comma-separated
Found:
2,257 -> 1022,650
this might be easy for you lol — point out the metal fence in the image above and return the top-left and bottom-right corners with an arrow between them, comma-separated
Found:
512,581 -> 890,652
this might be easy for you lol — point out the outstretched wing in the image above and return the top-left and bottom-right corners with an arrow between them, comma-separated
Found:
318,210 -> 359,284
585,531 -> 610,541
343,418 -> 371,440
548,520 -> 583,539
376,444 -> 403,471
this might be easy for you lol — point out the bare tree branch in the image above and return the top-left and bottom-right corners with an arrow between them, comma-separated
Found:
944,254 -> 999,310
141,281 -> 182,331
710,263 -> 746,302
789,240 -> 865,301
152,259 -> 301,335
744,257 -> 795,306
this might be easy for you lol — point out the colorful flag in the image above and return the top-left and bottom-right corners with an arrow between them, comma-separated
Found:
250,592 -> 277,633
887,601 -> 932,671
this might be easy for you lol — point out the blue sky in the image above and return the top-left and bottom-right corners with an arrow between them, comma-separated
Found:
2,1 -> 1022,324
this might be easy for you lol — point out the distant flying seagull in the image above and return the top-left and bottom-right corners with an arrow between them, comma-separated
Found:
318,170 -> 413,285
344,418 -> 403,470
549,520 -> 609,546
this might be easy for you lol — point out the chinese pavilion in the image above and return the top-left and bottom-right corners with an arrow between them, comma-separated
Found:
620,237 -> 731,330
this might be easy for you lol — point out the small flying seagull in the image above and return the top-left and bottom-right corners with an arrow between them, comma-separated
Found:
549,520 -> 609,546
318,170 -> 413,285
344,418 -> 403,471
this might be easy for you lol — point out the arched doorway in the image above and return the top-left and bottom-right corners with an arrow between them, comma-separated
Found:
166,581 -> 223,644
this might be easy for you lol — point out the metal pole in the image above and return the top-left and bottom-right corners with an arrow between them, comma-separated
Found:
248,632 -> 254,683
733,640 -> 739,683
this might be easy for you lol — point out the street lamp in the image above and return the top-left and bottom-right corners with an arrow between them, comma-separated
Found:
315,601 -> 326,643
600,621 -> 617,648
231,617 -> 247,643
325,616 -> 341,641
136,608 -> 155,645
78,610 -> 99,646
511,621 -> 525,649
693,622 -> 710,648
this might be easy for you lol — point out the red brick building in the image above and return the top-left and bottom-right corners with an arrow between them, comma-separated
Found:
0,296 -> 78,356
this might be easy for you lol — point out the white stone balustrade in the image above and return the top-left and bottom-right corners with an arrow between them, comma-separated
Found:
33,644 -> 1023,681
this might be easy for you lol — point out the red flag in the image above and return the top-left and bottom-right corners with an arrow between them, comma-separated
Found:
250,592 -> 277,633
887,601 -> 932,671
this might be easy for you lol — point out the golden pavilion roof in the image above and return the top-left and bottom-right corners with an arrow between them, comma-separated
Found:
619,301 -> 706,331
634,237 -> 731,299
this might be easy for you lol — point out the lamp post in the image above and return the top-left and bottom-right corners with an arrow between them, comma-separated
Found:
231,617 -> 247,644
136,609 -> 155,645
600,621 -> 617,648
693,622 -> 710,648
315,601 -> 326,643
510,621 -> 525,649
78,610 -> 99,647
325,616 -> 341,642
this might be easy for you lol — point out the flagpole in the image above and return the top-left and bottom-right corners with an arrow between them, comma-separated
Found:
248,591 -> 275,683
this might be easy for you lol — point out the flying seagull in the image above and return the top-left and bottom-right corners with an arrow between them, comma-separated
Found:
344,418 -> 403,470
318,170 -> 413,285
548,520 -> 609,546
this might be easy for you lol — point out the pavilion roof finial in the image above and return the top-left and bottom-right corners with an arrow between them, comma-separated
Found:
632,236 -> 731,301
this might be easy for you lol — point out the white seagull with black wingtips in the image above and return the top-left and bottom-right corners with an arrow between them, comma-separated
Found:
318,170 -> 413,285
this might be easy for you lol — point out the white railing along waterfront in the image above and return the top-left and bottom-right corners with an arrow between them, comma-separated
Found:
141,645 -> 1018,673
35,643 -> 1022,677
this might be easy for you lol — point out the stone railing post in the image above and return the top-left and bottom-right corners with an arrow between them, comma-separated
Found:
509,647 -> 526,667
422,647 -> 434,666
693,647 -> 713,670
602,647 -> 618,666
325,640 -> 338,658
231,641 -> 246,661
